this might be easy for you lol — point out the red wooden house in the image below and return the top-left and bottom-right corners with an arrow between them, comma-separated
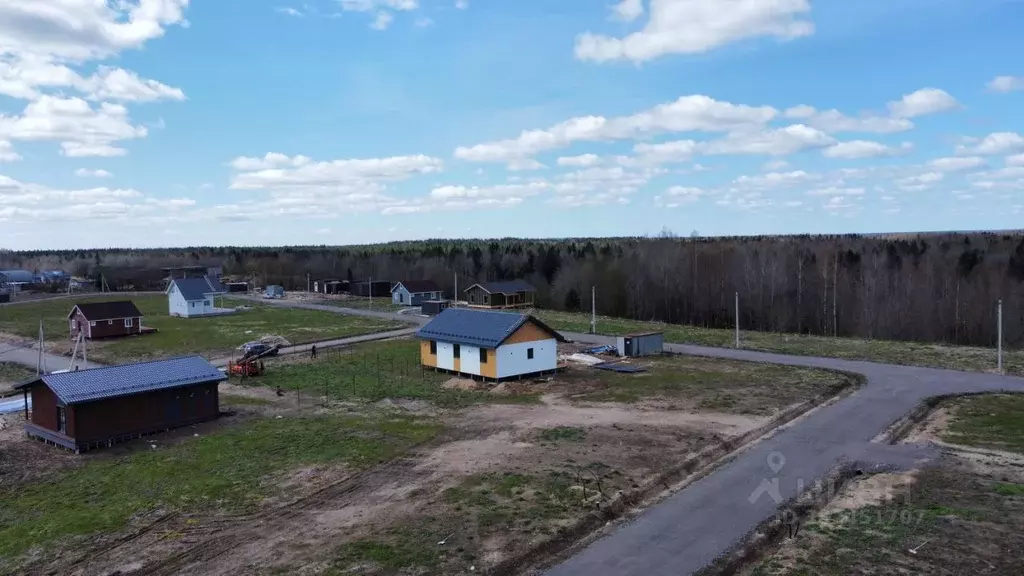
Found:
68,301 -> 143,339
15,356 -> 226,453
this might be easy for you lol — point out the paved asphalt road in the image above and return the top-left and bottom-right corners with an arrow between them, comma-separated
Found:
0,342 -> 101,373
0,396 -> 30,415
232,294 -> 429,326
545,332 -> 1024,576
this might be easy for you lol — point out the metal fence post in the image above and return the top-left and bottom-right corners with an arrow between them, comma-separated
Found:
734,291 -> 740,349
998,299 -> 1003,373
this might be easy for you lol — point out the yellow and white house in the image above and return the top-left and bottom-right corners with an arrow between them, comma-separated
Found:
417,308 -> 565,380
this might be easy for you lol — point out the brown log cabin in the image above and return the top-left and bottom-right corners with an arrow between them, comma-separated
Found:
463,280 -> 536,309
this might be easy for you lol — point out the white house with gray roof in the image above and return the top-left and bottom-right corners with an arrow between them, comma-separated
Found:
166,276 -> 228,318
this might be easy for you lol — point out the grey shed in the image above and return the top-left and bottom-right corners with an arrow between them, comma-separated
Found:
616,332 -> 664,357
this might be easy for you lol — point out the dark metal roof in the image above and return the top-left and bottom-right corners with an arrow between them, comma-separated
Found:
0,269 -> 34,283
168,276 -> 225,301
465,280 -> 536,295
15,356 -> 226,405
68,300 -> 142,321
392,280 -> 441,294
416,308 -> 563,349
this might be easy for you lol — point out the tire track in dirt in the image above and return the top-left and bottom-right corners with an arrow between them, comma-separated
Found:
138,457 -> 424,576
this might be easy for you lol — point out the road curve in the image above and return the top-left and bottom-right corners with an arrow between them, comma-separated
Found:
544,332 -> 1024,576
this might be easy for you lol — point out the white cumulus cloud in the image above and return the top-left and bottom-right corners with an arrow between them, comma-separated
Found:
823,140 -> 912,159
575,0 -> 814,63
557,154 -> 601,167
927,156 -> 986,172
887,88 -> 959,119
455,94 -> 776,163
956,132 -> 1024,156
987,75 -> 1024,93
611,0 -> 644,21
74,168 -> 113,178
0,140 -> 21,162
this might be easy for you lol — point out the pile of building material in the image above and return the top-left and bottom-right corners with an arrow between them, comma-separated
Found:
258,334 -> 291,347
559,353 -> 605,366
592,362 -> 647,374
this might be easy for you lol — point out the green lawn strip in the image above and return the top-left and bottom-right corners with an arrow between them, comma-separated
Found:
0,362 -> 36,396
577,356 -> 851,414
941,394 -> 1024,453
0,295 -> 401,363
249,339 -> 540,408
533,310 -> 1021,376
0,414 -> 441,562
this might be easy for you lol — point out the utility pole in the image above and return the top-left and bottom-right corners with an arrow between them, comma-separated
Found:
734,292 -> 740,348
454,272 -> 458,308
37,320 -> 45,375
369,276 -> 372,309
832,252 -> 838,338
590,286 -> 596,334
307,272 -> 310,293
998,299 -> 1003,373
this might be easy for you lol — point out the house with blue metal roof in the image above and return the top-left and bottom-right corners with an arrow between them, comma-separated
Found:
167,275 -> 228,318
416,308 -> 564,381
14,356 -> 226,453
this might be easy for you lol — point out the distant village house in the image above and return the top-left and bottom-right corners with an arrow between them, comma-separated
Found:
391,280 -> 442,306
167,276 -> 227,318
67,301 -> 143,340
463,280 -> 536,309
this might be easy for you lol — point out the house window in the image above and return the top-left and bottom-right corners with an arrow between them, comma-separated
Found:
124,318 -> 133,328
453,344 -> 461,359
57,406 -> 67,433
527,348 -> 534,360
204,299 -> 211,307
483,294 -> 489,304
479,348 -> 487,363
430,341 -> 437,355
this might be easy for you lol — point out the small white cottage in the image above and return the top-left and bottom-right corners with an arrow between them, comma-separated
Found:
167,276 -> 227,318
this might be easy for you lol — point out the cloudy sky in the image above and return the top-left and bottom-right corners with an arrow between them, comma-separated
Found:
1,0 -> 1023,249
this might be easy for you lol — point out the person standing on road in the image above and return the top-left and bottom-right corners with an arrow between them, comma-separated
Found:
311,344 -> 317,359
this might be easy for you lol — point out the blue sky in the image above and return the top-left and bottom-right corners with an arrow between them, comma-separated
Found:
1,0 -> 1023,249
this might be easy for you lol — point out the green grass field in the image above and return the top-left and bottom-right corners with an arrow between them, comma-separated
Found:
0,413 -> 441,566
314,296 -> 408,313
249,339 -> 539,408
0,295 -> 401,363
579,355 -> 854,414
0,362 -> 35,390
941,394 -> 1024,453
534,310 -> 1023,376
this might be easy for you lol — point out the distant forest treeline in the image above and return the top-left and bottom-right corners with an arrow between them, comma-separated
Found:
4,232 -> 1024,348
